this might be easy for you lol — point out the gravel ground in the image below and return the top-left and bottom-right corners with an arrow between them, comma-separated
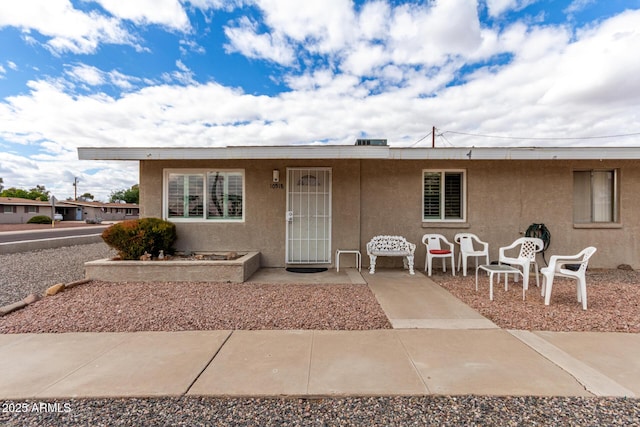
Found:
1,396 -> 638,427
432,268 -> 640,333
0,243 -> 116,307
2,245 -> 640,426
0,280 -> 391,332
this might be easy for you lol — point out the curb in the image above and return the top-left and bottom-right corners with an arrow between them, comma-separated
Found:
0,278 -> 92,317
0,234 -> 103,255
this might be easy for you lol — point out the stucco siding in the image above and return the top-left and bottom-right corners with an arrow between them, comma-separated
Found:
139,158 -> 640,269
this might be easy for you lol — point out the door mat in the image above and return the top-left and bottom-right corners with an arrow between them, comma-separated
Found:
286,267 -> 328,273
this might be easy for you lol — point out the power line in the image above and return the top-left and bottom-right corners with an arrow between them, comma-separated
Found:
441,130 -> 640,141
410,130 -> 433,146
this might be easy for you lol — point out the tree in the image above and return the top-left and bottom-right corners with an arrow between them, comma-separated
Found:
79,192 -> 95,201
109,184 -> 139,204
0,185 -> 49,201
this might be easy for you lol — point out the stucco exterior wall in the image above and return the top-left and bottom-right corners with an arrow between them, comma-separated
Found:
0,209 -> 48,224
140,159 -> 361,267
140,158 -> 640,269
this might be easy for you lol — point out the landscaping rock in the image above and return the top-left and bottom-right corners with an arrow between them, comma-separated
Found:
0,301 -> 26,316
23,293 -> 41,304
45,283 -> 65,296
65,279 -> 92,289
617,264 -> 634,271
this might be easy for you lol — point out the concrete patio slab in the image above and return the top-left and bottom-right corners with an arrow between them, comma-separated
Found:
247,267 -> 357,284
36,331 -> 230,398
307,330 -> 428,396
397,329 -> 593,396
0,333 -> 127,399
366,270 -> 498,329
525,331 -> 639,397
188,330 -> 313,396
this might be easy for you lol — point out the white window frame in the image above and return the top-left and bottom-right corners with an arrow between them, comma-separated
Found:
163,169 -> 245,222
422,169 -> 467,222
573,169 -> 619,224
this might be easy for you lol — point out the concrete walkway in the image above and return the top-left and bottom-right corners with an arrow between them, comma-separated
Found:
0,269 -> 638,399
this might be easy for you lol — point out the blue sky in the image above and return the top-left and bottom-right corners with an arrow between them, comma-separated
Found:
1,0 -> 640,201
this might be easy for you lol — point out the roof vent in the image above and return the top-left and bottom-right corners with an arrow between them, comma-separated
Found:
355,138 -> 387,146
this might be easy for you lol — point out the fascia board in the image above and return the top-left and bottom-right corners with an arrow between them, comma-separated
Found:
389,147 -> 640,160
78,146 -> 640,161
78,146 -> 389,160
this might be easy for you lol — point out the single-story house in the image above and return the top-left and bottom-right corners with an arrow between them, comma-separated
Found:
62,200 -> 140,222
78,144 -> 640,270
0,197 -> 58,224
0,197 -> 139,224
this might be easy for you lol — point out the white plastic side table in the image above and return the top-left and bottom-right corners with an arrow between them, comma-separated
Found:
336,249 -> 361,272
476,264 -> 523,301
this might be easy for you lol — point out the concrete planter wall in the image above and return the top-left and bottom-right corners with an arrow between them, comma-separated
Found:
85,251 -> 261,283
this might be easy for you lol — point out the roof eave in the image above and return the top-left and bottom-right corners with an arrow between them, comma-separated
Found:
78,146 -> 640,161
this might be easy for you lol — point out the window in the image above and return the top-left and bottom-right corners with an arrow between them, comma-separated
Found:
165,170 -> 244,221
423,170 -> 465,221
25,206 -> 38,213
3,205 -> 15,214
573,170 -> 618,223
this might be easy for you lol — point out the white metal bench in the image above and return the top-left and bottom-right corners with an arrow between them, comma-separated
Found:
366,235 -> 416,275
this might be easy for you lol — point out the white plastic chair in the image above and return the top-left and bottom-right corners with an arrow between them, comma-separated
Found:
498,237 -> 543,294
454,233 -> 489,276
541,247 -> 597,310
422,234 -> 455,276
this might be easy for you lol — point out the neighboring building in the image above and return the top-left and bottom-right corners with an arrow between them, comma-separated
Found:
0,197 -> 139,223
78,145 -> 640,269
0,197 -> 58,224
62,200 -> 140,222
64,200 -> 140,221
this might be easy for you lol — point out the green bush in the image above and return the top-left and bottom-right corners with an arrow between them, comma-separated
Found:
27,215 -> 52,224
101,217 -> 177,260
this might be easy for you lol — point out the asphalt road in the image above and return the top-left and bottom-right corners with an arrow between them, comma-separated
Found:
0,225 -> 109,243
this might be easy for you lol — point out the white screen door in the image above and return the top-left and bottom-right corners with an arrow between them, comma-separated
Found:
286,168 -> 332,264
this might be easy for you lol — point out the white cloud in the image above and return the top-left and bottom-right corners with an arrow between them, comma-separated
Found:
66,64 -> 105,86
2,3 -> 640,199
63,64 -> 142,91
7,61 -> 18,71
0,0 -> 135,54
387,0 -> 483,65
91,0 -> 191,31
485,0 -> 540,18
254,0 -> 356,53
486,0 -> 518,17
224,16 -> 296,65
541,10 -> 640,105
564,0 -> 596,15
186,0 -> 238,10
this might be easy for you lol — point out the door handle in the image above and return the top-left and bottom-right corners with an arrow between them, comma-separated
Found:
286,211 -> 294,222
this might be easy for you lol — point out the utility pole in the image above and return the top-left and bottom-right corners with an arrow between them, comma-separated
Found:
432,126 -> 436,148
73,177 -> 79,201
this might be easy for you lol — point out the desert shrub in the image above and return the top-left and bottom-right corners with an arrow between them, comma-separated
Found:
27,215 -> 52,224
101,217 -> 176,260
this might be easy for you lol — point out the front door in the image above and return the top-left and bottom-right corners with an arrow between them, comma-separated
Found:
286,168 -> 332,264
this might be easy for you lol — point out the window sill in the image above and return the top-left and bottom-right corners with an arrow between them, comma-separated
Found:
422,222 -> 470,229
573,223 -> 622,229
166,218 -> 245,223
